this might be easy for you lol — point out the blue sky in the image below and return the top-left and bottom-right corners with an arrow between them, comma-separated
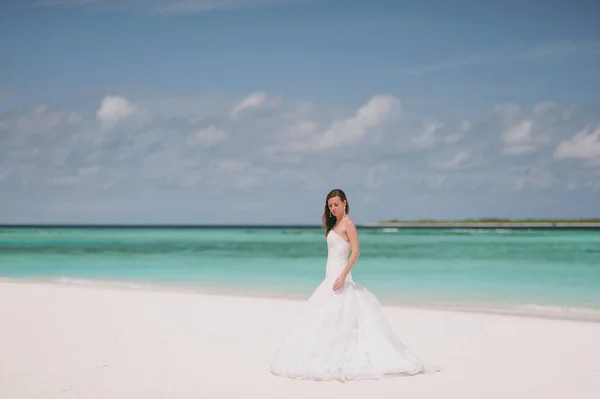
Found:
1,0 -> 599,224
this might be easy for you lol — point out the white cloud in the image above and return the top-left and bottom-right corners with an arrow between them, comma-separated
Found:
16,104 -> 63,134
44,175 -> 83,187
410,119 -> 443,149
585,180 -> 600,192
501,120 -> 537,155
2,90 -> 599,224
213,159 -> 248,173
562,105 -> 576,121
495,102 -> 557,156
268,95 -> 401,153
285,121 -> 319,139
425,174 -> 451,189
96,95 -> 135,128
50,146 -> 71,166
67,112 -> 84,124
228,92 -> 284,123
394,118 -> 468,152
136,95 -> 231,123
532,102 -> 555,116
204,159 -> 268,188
317,95 -> 400,150
493,103 -> 521,123
43,166 -> 104,188
460,120 -> 470,132
229,92 -> 268,120
430,151 -> 471,170
511,166 -> 555,191
443,134 -> 464,144
565,180 -> 600,192
186,125 -> 229,148
553,124 -> 600,162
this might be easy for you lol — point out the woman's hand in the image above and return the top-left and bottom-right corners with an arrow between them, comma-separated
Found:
332,273 -> 347,291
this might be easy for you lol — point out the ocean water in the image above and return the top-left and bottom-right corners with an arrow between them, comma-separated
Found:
1,226 -> 599,318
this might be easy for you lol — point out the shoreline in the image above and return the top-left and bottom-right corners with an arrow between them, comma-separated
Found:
3,278 -> 600,323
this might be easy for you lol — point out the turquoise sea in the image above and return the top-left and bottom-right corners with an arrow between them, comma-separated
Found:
1,226 -> 600,318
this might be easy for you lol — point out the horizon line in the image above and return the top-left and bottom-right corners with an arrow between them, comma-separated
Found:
2,219 -> 600,229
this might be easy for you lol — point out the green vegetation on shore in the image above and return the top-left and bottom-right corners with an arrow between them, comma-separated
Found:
369,218 -> 600,227
379,218 -> 600,223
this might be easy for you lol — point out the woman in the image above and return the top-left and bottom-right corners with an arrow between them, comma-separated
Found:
270,189 -> 439,382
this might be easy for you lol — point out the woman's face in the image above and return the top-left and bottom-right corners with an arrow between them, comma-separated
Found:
328,196 -> 346,219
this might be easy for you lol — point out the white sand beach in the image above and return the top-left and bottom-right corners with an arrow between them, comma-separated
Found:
1,281 -> 599,399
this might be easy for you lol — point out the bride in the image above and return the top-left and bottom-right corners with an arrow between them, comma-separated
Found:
270,189 -> 440,382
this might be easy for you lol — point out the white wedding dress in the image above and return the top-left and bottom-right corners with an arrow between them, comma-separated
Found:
270,229 -> 439,382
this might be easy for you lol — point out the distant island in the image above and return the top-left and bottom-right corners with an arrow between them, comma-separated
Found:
368,218 -> 600,227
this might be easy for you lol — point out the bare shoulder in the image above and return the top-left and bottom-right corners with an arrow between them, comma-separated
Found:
343,217 -> 359,246
343,217 -> 358,235
344,217 -> 357,230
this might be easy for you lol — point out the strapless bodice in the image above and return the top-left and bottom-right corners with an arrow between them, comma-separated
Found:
327,230 -> 351,260
325,230 -> 352,281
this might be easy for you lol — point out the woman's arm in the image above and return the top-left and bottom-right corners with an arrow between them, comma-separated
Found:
341,219 -> 360,276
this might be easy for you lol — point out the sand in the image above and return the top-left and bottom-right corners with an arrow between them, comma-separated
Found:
1,281 -> 599,399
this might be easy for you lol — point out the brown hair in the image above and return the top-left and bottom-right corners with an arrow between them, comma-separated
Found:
322,189 -> 350,235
